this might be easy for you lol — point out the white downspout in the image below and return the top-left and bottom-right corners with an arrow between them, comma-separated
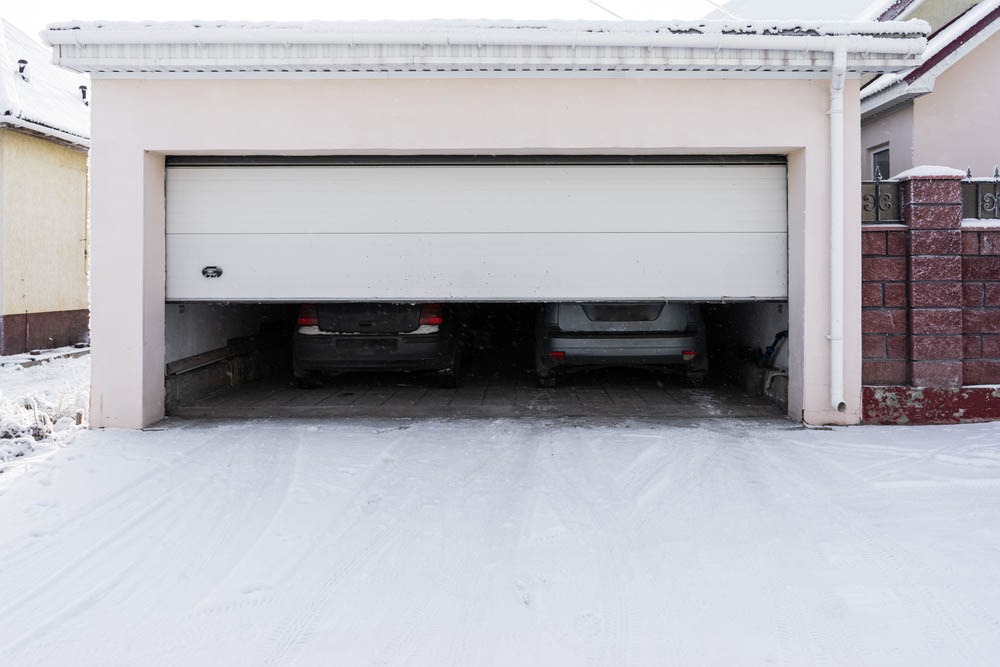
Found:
829,49 -> 848,413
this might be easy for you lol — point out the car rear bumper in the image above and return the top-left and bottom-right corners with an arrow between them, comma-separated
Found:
538,331 -> 700,371
293,331 -> 455,373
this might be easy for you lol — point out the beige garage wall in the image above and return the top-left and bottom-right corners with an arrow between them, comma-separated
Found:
1,128 -> 88,316
88,76 -> 861,427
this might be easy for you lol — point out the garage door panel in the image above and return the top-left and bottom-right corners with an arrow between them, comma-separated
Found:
166,164 -> 788,235
166,232 -> 788,301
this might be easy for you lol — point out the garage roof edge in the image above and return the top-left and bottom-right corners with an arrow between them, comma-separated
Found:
42,19 -> 927,77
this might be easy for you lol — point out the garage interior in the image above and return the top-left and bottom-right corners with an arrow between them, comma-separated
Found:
164,300 -> 788,419
163,155 -> 790,419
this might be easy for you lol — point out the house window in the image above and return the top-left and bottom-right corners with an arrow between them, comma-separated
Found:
872,148 -> 890,180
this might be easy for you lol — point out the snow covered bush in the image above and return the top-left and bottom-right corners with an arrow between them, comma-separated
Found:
0,355 -> 89,468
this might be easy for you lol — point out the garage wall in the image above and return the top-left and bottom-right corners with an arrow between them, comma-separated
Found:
87,76 -> 862,427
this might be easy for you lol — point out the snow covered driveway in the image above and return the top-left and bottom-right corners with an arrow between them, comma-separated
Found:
1,417 -> 999,666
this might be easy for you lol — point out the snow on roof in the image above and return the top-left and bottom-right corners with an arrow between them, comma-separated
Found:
861,0 -> 1000,116
0,20 -> 89,146
42,19 -> 928,77
856,0 -> 925,22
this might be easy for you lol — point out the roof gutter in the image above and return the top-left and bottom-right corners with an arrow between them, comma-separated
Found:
0,116 -> 91,148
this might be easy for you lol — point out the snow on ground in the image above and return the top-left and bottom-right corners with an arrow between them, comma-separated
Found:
0,352 -> 89,467
1,415 -> 999,666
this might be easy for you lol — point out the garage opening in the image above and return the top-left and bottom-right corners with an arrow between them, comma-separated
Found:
163,154 -> 789,418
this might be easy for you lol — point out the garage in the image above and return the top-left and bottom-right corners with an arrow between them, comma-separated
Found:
44,19 -> 927,427
160,156 -> 788,417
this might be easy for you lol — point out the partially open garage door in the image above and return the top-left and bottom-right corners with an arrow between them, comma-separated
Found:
165,157 -> 787,301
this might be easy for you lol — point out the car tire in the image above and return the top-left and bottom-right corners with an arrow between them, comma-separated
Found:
537,373 -> 557,388
683,370 -> 707,387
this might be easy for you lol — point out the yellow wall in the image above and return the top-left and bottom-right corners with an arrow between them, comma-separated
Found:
1,128 -> 88,315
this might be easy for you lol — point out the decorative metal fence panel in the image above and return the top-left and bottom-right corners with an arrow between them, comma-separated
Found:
861,178 -> 902,224
962,171 -> 1000,220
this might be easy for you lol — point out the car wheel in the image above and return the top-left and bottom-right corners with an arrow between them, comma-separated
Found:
537,373 -> 556,388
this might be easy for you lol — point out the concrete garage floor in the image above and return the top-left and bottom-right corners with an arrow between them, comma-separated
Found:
171,367 -> 783,420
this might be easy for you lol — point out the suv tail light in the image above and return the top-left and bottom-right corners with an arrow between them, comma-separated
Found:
418,303 -> 443,326
682,350 -> 697,361
297,304 -> 318,327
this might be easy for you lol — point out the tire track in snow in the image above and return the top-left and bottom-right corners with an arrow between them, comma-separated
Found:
257,422 -> 515,666
758,436 -> 991,665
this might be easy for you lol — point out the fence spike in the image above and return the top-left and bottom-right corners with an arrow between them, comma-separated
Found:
967,167 -> 973,178
995,166 -> 1000,179
874,166 -> 882,182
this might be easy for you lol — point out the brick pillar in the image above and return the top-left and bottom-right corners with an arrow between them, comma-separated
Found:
900,173 -> 965,387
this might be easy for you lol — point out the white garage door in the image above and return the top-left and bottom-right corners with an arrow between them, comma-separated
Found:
165,158 -> 787,301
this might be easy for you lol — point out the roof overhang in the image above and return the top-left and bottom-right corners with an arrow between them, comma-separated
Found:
862,1 -> 1000,119
43,19 -> 927,79
0,116 -> 90,149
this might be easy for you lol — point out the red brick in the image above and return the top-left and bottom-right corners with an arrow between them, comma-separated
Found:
982,232 -> 1000,255
886,335 -> 908,359
863,309 -> 908,334
902,178 -> 962,205
910,282 -> 963,307
862,283 -> 883,307
863,257 -> 907,282
986,284 -> 1000,307
963,360 -> 1000,385
982,335 -> 1000,358
964,335 -> 983,358
910,360 -> 963,387
862,231 -> 887,256
884,283 -> 908,307
863,360 -> 908,385
904,203 -> 962,229
964,309 -> 1000,334
911,308 -> 963,335
963,231 -> 981,255
886,231 -> 908,256
910,256 -> 963,281
964,256 -> 1000,280
863,334 -> 886,359
910,335 -> 964,360
964,283 -> 985,307
910,230 -> 962,255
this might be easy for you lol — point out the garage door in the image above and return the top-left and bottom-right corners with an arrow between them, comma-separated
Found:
165,157 -> 787,301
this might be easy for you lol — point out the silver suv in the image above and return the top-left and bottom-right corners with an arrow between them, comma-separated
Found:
535,301 -> 707,387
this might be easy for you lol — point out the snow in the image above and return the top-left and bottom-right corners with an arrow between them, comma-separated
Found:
0,19 -> 89,144
1,413 -> 999,665
892,164 -> 967,179
862,0 -> 1000,100
0,353 -> 88,466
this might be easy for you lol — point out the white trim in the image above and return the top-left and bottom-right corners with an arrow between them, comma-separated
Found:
962,219 -> 1000,229
43,19 -> 927,76
0,116 -> 90,148
861,0 -> 1000,117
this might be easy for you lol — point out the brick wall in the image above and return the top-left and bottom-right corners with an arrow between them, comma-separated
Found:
962,228 -> 1000,384
862,168 -> 1000,423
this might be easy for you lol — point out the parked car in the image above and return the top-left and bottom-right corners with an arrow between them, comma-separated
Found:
293,303 -> 460,387
535,301 -> 707,387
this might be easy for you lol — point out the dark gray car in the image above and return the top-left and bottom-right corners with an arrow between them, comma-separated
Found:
535,301 -> 707,387
293,303 -> 460,387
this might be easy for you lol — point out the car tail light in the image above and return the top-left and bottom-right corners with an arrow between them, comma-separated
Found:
550,351 -> 566,360
682,350 -> 697,361
297,304 -> 318,327
419,303 -> 443,326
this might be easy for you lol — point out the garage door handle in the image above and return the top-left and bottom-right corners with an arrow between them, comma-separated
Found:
202,266 -> 223,278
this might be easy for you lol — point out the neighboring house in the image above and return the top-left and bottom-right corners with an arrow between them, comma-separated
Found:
44,20 -> 926,428
0,19 -> 89,355
861,0 -> 1000,177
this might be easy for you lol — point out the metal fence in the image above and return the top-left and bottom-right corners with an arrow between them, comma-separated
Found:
862,168 -> 1000,223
